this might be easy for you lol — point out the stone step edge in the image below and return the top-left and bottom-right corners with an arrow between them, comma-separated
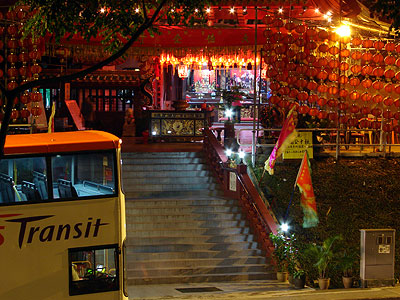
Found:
126,256 -> 267,264
127,264 -> 271,272
125,197 -> 233,201
127,271 -> 275,280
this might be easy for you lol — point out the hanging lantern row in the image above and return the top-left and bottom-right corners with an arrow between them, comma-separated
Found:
0,7 -> 45,120
262,16 -> 400,131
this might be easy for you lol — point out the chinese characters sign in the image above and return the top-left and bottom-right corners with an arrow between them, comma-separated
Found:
283,131 -> 313,159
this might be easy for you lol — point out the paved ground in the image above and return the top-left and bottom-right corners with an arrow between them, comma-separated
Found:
128,280 -> 400,300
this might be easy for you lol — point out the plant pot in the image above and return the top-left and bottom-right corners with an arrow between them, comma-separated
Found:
293,276 -> 306,289
276,271 -> 288,282
318,278 -> 330,290
288,274 -> 293,285
342,276 -> 353,288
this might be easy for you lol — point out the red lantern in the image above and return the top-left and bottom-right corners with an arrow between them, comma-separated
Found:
328,73 -> 339,82
382,123 -> 393,132
348,118 -> 358,127
315,111 -> 326,120
328,99 -> 338,107
371,108 -> 382,117
317,57 -> 328,67
395,85 -> 400,94
299,105 -> 310,114
359,119 -> 371,128
295,38 -> 306,47
284,20 -> 296,31
350,105 -> 360,114
349,91 -> 360,101
339,115 -> 349,124
328,86 -> 338,95
361,78 -> 372,88
317,84 -> 328,93
318,43 -> 329,53
20,93 -> 30,104
374,40 -> 385,50
317,97 -> 327,106
361,106 -> 371,115
383,110 -> 393,119
328,46 -> 339,55
10,109 -> 19,120
20,108 -> 30,119
361,65 -> 373,76
297,91 -> 309,101
295,24 -> 307,34
361,93 -> 372,102
317,70 -> 328,80
338,102 -> 348,110
296,52 -> 307,61
372,67 -> 384,77
7,67 -> 18,78
7,25 -> 18,35
351,37 -> 362,46
372,121 -> 381,129
270,95 -> 281,104
270,81 -> 280,91
339,62 -> 349,71
308,94 -> 319,103
350,65 -> 362,74
372,94 -> 383,103
7,54 -> 18,63
372,80 -> 384,90
394,99 -> 400,107
340,49 -> 350,57
349,77 -> 360,86
385,83 -> 394,93
351,51 -> 362,60
329,32 -> 339,42
289,89 -> 299,98
339,89 -> 349,98
396,71 -> 400,81
296,78 -> 308,89
372,53 -> 384,63
305,54 -> 317,64
328,60 -> 339,69
318,30 -> 329,40
395,112 -> 400,120
339,75 -> 349,84
328,112 -> 338,121
31,106 -> 42,116
306,67 -> 318,77
361,52 -> 373,62
278,99 -> 290,109
305,41 -> 317,50
263,15 -> 274,25
7,81 -> 18,90
383,96 -> 394,106
296,65 -> 308,75
384,69 -> 395,79
394,125 -> 400,133
309,108 -> 319,116
384,55 -> 396,65
362,39 -> 373,48
30,64 -> 42,74
385,42 -> 396,52
307,81 -> 318,90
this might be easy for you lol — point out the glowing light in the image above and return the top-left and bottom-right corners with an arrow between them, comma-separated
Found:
225,109 -> 233,118
243,7 -> 247,13
335,24 -> 351,37
281,223 -> 289,232
327,11 -> 332,16
206,7 -> 211,13
278,7 -> 283,14
194,8 -> 199,13
327,17 -> 332,23
229,7 -> 235,14
152,131 -> 157,135
135,7 -> 140,13
315,8 -> 320,13
238,150 -> 245,159
171,8 -> 175,12
226,149 -> 232,157
100,8 -> 106,13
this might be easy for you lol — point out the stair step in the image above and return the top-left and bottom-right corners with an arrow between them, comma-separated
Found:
128,272 -> 275,285
126,206 -> 241,215
126,220 -> 248,230
124,176 -> 216,185
125,197 -> 238,207
122,164 -> 209,172
128,227 -> 251,237
126,235 -> 255,245
124,190 -> 224,199
127,265 -> 269,277
123,170 -> 212,178
126,249 -> 264,260
122,152 -> 201,158
126,212 -> 245,223
123,183 -> 220,192
127,257 -> 267,269
123,157 -> 206,165
127,242 -> 259,252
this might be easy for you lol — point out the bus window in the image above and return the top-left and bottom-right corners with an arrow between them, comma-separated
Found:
52,152 -> 116,199
0,156 -> 47,203
69,245 -> 119,295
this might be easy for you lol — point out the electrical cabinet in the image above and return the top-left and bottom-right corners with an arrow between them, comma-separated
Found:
360,229 -> 395,287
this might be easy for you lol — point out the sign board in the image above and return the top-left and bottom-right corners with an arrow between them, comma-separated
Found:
65,100 -> 84,130
229,172 -> 237,191
283,131 -> 313,159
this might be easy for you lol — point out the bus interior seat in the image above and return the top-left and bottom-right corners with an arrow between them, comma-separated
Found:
58,179 -> 78,198
0,173 -> 15,203
82,180 -> 115,194
21,181 -> 41,202
33,171 -> 48,200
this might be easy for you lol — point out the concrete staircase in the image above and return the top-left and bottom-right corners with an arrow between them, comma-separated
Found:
122,152 -> 275,285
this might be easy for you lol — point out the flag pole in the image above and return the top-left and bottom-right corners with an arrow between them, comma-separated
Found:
284,187 -> 296,221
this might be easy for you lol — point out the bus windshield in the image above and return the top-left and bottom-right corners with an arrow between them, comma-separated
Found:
0,150 -> 116,204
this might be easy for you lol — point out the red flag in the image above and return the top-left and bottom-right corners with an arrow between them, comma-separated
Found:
264,107 -> 298,175
295,151 -> 319,228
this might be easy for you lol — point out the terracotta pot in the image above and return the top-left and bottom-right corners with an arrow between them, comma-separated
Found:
318,278 -> 330,289
343,276 -> 353,288
277,271 -> 288,282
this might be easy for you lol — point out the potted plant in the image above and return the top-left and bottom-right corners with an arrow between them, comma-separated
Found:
292,269 -> 306,289
269,232 -> 290,282
306,235 -> 342,289
338,249 -> 357,288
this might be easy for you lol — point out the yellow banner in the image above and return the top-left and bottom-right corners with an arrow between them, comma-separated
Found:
283,131 -> 313,159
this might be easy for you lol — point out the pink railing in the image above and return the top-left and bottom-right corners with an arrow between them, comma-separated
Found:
203,128 -> 278,257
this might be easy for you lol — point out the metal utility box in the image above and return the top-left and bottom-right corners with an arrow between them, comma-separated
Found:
360,229 -> 395,287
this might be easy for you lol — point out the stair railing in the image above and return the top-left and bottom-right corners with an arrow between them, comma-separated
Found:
203,128 -> 278,257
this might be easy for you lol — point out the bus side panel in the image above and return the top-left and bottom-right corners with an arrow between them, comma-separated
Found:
0,198 -> 121,300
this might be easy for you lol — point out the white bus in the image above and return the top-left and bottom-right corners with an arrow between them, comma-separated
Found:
0,130 -> 127,300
